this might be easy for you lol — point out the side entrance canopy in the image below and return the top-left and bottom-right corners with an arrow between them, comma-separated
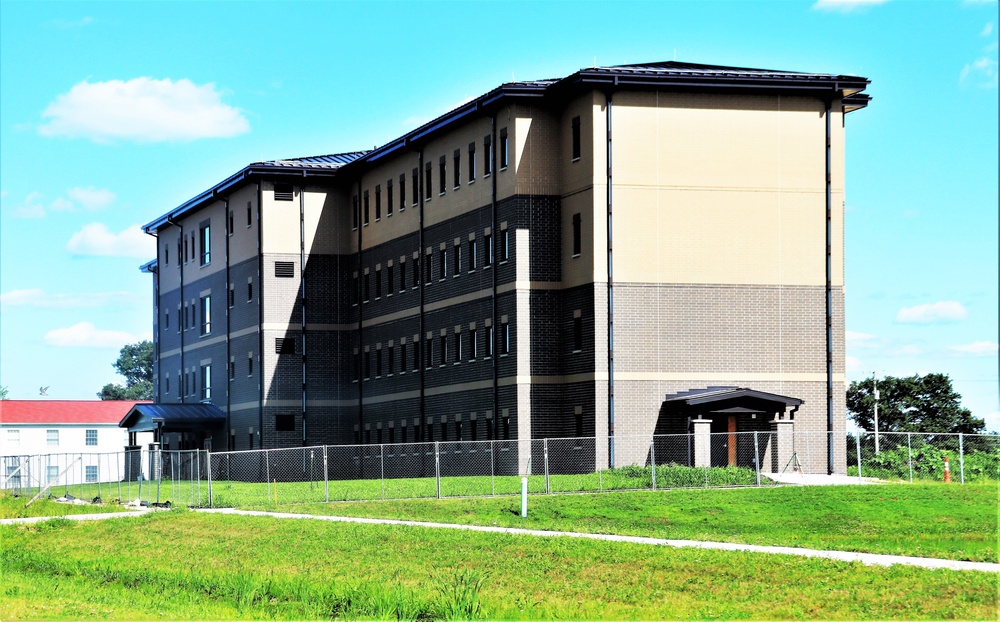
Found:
119,403 -> 225,448
662,386 -> 802,422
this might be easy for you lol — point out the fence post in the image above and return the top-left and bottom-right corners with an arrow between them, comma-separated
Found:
116,451 -> 122,501
434,441 -> 441,499
490,439 -> 495,497
96,454 -> 102,501
907,433 -> 913,483
323,445 -> 329,503
958,434 -> 965,485
265,450 -> 271,506
650,436 -> 657,491
855,432 -> 862,483
543,438 -> 550,494
206,450 -> 213,508
598,443 -> 603,492
754,431 -> 761,487
380,444 -> 385,501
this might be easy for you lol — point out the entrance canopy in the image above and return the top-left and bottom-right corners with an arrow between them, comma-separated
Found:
119,403 -> 225,440
663,387 -> 802,420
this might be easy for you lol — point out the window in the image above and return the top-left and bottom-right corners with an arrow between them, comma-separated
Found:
386,179 -> 393,216
248,353 -> 254,377
375,348 -> 382,377
571,116 -> 581,160
201,365 -> 211,400
400,342 -> 408,373
276,337 -> 296,354
486,417 -> 494,440
200,223 -> 211,265
400,425 -> 407,444
484,233 -> 493,266
165,309 -> 170,329
165,374 -> 170,393
375,267 -> 382,299
453,245 -> 461,275
352,195 -> 359,229
183,236 -> 188,263
575,407 -> 584,437
425,336 -> 433,368
247,281 -> 253,302
399,262 -> 406,291
274,183 -> 294,201
468,142 -> 476,181
86,429 -> 97,446
573,314 -> 583,352
183,304 -> 189,330
399,174 -> 407,211
453,149 -> 461,188
439,334 -> 448,365
413,257 -> 421,287
363,190 -> 370,226
439,249 -> 447,280
229,285 -> 235,308
164,245 -> 169,266
572,213 -> 582,257
247,202 -> 252,227
412,339 -> 420,372
178,370 -> 182,396
276,414 -> 295,432
454,331 -> 462,362
471,419 -> 478,442
229,360 -> 235,381
501,229 -> 510,262
499,127 -> 509,169
469,239 -> 477,271
275,261 -> 295,277
424,162 -> 433,199
47,429 -> 59,446
364,350 -> 371,380
7,429 -> 19,447
353,350 -> 360,381
375,184 -> 381,221
200,295 -> 211,335
387,345 -> 394,374
425,253 -> 433,284
469,327 -> 478,360
487,325 -> 495,358
484,135 -> 492,175
500,319 -> 510,355
363,272 -> 370,302
46,465 -> 59,484
228,210 -> 234,235
386,265 -> 393,296
352,274 -> 359,306
438,155 -> 446,195
411,168 -> 419,205
191,232 -> 196,261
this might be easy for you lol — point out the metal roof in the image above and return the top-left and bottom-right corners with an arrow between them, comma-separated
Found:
259,151 -> 369,169
0,400 -> 148,425
663,387 -> 803,410
119,403 -> 226,432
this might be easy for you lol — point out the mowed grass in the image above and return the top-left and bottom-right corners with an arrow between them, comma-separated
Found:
1,508 -> 996,620
0,490 -> 134,519
265,483 -> 1000,563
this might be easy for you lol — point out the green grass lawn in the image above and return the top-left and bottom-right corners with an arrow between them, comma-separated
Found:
1,508 -> 996,620
258,483 -> 1000,563
0,490 -> 134,520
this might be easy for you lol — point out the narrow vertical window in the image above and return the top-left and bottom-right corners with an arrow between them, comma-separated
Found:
363,272 -> 370,302
229,359 -> 235,380
352,195 -> 359,229
228,285 -> 235,308
400,342 -> 407,373
164,244 -> 169,266
438,155 -> 446,195
165,309 -> 170,329
201,365 -> 212,400
484,135 -> 492,175
571,116 -> 581,160
499,127 -> 508,169
413,339 -> 420,372
387,345 -> 394,374
363,190 -> 370,225
400,173 -> 407,211
453,244 -> 461,275
440,334 -> 447,365
387,265 -> 394,295
247,202 -> 252,227
468,239 -> 477,271
501,319 -> 510,355
201,295 -> 211,335
352,274 -> 359,306
469,327 -> 478,359
375,267 -> 382,299
425,336 -> 433,368
412,168 -> 419,205
386,179 -> 393,216
425,163 -> 433,199
572,213 -> 582,256
399,261 -> 406,291
487,325 -> 495,357
453,149 -> 461,188
364,350 -> 371,380
375,185 -> 382,221
247,281 -> 253,302
376,348 -> 382,377
248,353 -> 254,376
573,314 -> 583,352
439,248 -> 447,280
501,229 -> 510,262
454,331 -> 462,362
425,253 -> 433,284
468,142 -> 476,181
228,210 -> 234,236
414,257 -> 421,286
484,233 -> 493,266
353,350 -> 360,381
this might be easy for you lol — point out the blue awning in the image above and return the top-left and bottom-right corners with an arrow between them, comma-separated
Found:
119,403 -> 226,432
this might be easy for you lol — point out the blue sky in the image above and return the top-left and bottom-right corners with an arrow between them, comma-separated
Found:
1,0 -> 997,430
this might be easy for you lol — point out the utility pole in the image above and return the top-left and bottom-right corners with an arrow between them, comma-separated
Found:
873,372 -> 880,454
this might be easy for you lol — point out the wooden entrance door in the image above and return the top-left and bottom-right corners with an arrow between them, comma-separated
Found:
727,416 -> 737,466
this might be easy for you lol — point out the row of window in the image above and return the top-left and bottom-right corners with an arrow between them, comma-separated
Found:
354,320 -> 509,381
4,429 -> 99,447
353,129 -> 509,229
167,364 -> 213,400
355,230 -> 508,305
355,414 -> 512,445
162,202 -> 255,269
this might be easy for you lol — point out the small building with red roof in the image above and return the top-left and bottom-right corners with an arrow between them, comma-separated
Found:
0,400 -> 145,457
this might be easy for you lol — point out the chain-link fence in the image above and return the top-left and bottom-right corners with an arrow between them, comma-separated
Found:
4,431 -> 997,508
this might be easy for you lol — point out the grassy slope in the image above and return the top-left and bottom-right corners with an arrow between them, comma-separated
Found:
1,510 -> 996,620
268,483 -> 1000,563
0,491 -> 133,519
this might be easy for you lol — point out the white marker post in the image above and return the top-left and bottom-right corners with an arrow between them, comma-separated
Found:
520,477 -> 528,518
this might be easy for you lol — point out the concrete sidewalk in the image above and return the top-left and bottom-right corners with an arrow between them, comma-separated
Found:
198,508 -> 999,574
0,510 -> 150,525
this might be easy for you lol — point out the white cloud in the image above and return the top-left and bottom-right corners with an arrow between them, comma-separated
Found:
812,0 -> 887,11
49,16 -> 95,29
891,344 -> 923,357
67,186 -> 116,210
38,78 -> 250,143
960,56 -> 999,89
845,355 -> 865,374
66,223 -> 151,258
0,289 -> 139,310
896,301 -> 968,324
948,341 -> 999,356
982,411 -> 1000,434
982,22 -> 994,37
44,322 -> 139,348
846,330 -> 878,347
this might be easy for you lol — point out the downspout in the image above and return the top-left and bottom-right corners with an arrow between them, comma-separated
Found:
223,197 -> 231,448
490,115 -> 498,439
299,177 -> 307,446
143,229 -> 160,402
356,177 -> 364,442
256,182 -> 264,448
418,150 -> 426,434
606,93 -> 615,468
824,99 -> 834,475
167,216 -> 184,405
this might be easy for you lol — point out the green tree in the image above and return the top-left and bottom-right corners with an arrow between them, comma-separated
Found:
846,373 -> 984,434
0,385 -> 8,400
97,340 -> 153,401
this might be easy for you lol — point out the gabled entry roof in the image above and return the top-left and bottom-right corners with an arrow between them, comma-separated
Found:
119,403 -> 225,433
663,387 -> 802,414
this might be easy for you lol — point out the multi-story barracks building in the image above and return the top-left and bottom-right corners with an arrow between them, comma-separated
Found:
139,61 -> 870,474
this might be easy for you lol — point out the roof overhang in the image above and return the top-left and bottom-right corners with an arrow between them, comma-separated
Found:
120,403 -> 226,433
663,386 -> 803,415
